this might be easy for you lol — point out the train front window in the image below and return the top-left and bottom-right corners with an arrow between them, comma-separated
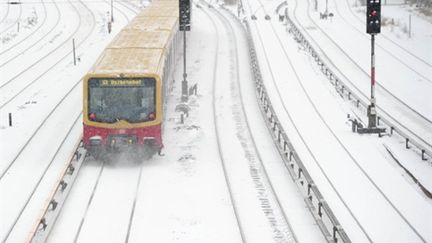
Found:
88,78 -> 156,123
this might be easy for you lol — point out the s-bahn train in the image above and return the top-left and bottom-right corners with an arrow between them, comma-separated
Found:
83,0 -> 180,159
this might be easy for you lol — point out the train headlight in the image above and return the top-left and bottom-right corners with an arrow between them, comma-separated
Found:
89,136 -> 102,145
148,112 -> 155,120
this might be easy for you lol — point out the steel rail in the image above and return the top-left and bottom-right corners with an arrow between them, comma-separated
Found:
0,0 -> 55,66
0,0 -> 97,179
241,0 -> 351,242
0,0 -> 22,35
1,114 -> 83,243
71,160 -> 106,243
0,1 -> 10,25
217,5 -> 298,242
0,0 -> 85,98
299,0 -> 432,124
343,0 -> 432,70
269,3 -> 426,240
285,1 -> 431,162
201,2 -> 247,242
25,139 -> 86,243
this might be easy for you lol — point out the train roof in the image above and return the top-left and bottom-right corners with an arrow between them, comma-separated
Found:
110,30 -> 171,49
89,48 -> 163,75
85,0 -> 179,78
126,16 -> 178,32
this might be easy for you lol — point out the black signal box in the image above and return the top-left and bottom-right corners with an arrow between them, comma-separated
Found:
179,0 -> 191,31
366,0 -> 381,34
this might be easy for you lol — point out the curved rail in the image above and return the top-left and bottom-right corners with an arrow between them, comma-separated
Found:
215,5 -> 298,242
202,4 -> 246,242
0,0 -> 22,35
240,1 -> 351,242
299,0 -> 432,124
343,0 -> 432,70
284,2 -> 431,161
25,140 -> 86,243
0,0 -> 56,66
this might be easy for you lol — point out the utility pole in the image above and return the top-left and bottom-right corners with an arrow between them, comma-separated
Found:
72,38 -> 76,66
409,14 -> 412,38
111,0 -> 114,22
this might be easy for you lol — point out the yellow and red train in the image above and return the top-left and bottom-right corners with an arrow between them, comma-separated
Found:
83,0 -> 180,158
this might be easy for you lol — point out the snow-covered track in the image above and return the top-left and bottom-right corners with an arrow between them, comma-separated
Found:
297,0 -> 432,118
243,1 -> 350,243
323,0 -> 432,85
203,4 -> 245,242
26,141 -> 86,243
343,0 -> 432,70
0,0 -> 94,106
0,1 -> 11,25
205,3 -> 298,242
0,114 -> 82,243
116,0 -> 139,14
0,76 -> 83,180
0,0 -> 22,35
285,1 -> 432,162
56,156 -> 144,243
246,0 -> 430,241
0,0 -> 54,66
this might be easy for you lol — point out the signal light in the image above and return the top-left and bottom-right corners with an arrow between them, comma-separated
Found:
179,0 -> 191,31
367,0 -> 381,34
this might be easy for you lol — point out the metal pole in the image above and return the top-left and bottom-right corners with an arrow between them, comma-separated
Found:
17,22 -> 19,32
73,38 -> 76,66
408,14 -> 411,38
111,0 -> 114,22
181,29 -> 188,102
325,0 -> 328,14
368,34 -> 377,128
371,34 -> 375,103
9,113 -> 12,127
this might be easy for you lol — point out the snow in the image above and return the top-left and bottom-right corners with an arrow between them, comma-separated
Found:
0,0 -> 431,242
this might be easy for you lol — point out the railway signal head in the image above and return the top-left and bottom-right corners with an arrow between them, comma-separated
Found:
179,0 -> 191,31
366,0 -> 381,34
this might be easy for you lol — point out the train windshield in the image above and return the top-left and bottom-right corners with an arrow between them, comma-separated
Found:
88,78 -> 156,123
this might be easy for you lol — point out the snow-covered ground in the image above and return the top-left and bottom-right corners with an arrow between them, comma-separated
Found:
0,0 -> 431,242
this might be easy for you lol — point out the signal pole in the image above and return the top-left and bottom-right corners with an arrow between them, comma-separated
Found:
358,0 -> 385,134
181,30 -> 188,102
179,0 -> 191,102
367,33 -> 377,128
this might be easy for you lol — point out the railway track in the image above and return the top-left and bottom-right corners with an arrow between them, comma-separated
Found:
0,0 -> 92,102
0,0 -> 54,67
297,0 -> 432,123
0,0 -> 22,34
205,3 -> 299,242
343,0 -> 432,70
0,1 -> 11,25
0,0 -> 137,178
0,0 -> 96,177
244,0 -> 431,241
300,0 -> 432,119
289,0 -> 432,157
0,2 -> 137,242
0,112 -> 83,243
